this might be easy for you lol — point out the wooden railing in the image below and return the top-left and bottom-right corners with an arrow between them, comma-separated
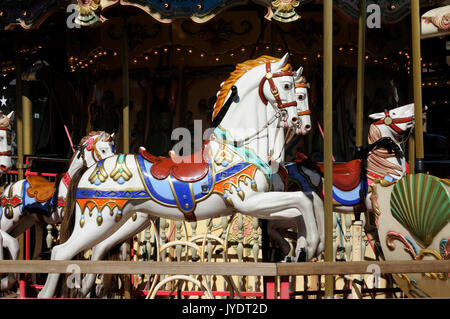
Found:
0,260 -> 448,299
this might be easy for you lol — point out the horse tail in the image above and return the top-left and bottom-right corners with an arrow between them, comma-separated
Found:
98,243 -> 127,298
59,166 -> 87,244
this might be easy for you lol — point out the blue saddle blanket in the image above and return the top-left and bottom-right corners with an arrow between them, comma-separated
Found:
136,154 -> 214,213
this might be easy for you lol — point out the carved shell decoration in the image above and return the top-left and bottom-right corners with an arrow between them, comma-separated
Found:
390,174 -> 450,247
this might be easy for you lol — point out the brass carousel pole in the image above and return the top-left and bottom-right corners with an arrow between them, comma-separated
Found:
14,38 -> 24,263
121,18 -> 132,299
323,0 -> 334,298
355,0 -> 366,155
351,0 -> 366,298
411,0 -> 425,173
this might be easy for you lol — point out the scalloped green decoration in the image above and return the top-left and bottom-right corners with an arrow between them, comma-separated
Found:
390,174 -> 450,247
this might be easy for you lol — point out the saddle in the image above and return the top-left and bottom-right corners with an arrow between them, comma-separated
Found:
295,153 -> 362,191
26,175 -> 56,203
316,160 -> 362,191
138,142 -> 210,183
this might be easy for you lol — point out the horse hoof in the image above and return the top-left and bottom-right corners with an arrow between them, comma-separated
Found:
296,248 -> 306,262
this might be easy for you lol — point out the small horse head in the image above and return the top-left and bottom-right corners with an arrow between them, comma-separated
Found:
76,131 -> 115,168
293,66 -> 312,135
258,53 -> 300,133
0,111 -> 14,174
368,103 -> 417,140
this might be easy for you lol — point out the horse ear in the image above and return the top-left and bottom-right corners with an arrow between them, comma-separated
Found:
369,111 -> 384,121
7,111 -> 14,121
111,132 -> 115,139
294,66 -> 303,81
272,53 -> 290,71
99,131 -> 107,141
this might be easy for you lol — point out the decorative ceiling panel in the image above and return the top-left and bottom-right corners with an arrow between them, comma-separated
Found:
0,0 -> 446,30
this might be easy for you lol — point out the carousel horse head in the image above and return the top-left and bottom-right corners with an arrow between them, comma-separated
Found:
74,131 -> 115,169
293,66 -> 312,135
213,54 -> 301,136
257,53 -> 302,133
368,103 -> 418,141
0,111 -> 14,174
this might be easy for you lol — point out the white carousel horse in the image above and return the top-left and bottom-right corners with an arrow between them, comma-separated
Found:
268,76 -> 324,262
268,103 -> 417,262
0,131 -> 115,291
76,66 -> 319,297
0,111 -> 14,174
37,54 -> 318,298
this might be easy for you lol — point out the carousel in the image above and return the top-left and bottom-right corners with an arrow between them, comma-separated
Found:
0,0 -> 448,299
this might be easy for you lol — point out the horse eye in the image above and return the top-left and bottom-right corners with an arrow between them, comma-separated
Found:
298,94 -> 305,101
284,84 -> 291,90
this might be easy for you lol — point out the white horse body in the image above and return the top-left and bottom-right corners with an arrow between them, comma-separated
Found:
38,54 -> 320,298
334,103 -> 415,215
0,111 -> 14,173
0,131 -> 115,291
79,67 -> 321,297
266,103 -> 417,264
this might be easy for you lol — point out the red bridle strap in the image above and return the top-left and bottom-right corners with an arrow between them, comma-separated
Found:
259,63 -> 297,110
0,151 -> 11,156
374,110 -> 413,134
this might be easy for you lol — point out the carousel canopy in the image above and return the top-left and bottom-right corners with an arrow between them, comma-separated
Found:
0,0 -> 446,30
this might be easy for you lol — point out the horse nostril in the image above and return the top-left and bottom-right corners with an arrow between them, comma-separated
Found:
305,124 -> 311,131
291,117 -> 298,123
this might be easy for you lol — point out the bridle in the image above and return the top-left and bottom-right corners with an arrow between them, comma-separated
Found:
64,135 -> 113,188
373,110 -> 413,135
295,83 -> 312,117
0,125 -> 12,157
259,62 -> 298,111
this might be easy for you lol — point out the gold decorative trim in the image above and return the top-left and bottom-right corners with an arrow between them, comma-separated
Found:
110,155 -> 133,183
88,160 -> 108,185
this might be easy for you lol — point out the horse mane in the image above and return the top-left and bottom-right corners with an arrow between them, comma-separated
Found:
212,55 -> 292,120
59,131 -> 108,243
59,166 -> 87,243
79,131 -> 111,146
367,124 -> 402,177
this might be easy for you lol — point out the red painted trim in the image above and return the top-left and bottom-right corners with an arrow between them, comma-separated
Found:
25,229 -> 31,260
280,276 -> 290,299
19,279 -> 26,298
265,276 -> 276,299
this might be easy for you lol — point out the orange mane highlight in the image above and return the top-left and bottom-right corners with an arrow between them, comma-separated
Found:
212,55 -> 292,120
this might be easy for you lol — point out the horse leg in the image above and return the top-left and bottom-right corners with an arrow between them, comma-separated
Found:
267,221 -> 291,260
312,192 -> 325,256
81,213 -> 151,297
38,204 -> 138,298
0,230 -> 19,291
295,235 -> 307,262
233,191 -> 319,260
